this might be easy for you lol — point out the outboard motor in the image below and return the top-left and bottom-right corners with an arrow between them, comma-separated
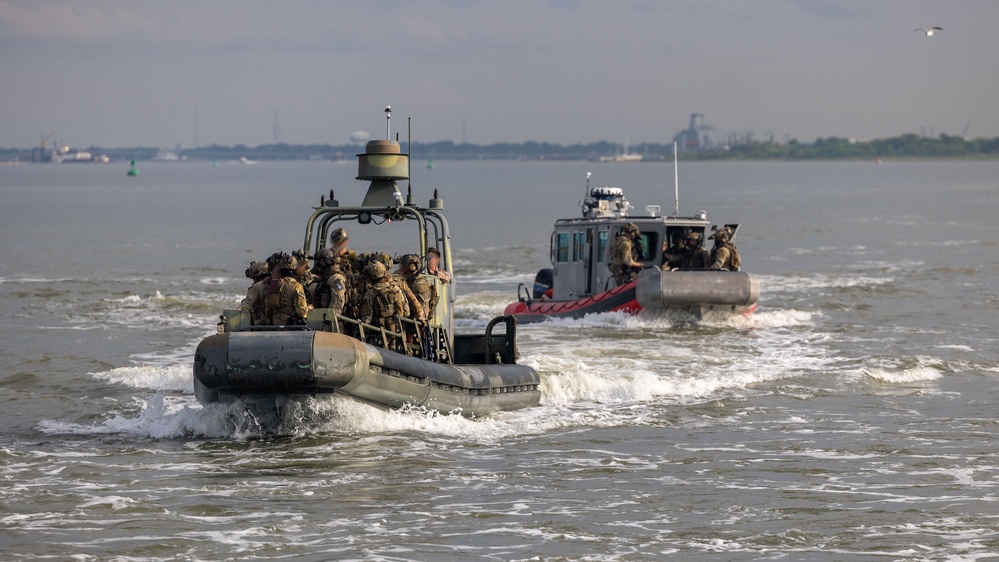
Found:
532,268 -> 553,299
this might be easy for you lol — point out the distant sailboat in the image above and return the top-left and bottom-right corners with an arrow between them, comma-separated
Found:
127,159 -> 139,176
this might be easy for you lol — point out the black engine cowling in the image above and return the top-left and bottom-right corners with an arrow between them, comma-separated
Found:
532,268 -> 553,299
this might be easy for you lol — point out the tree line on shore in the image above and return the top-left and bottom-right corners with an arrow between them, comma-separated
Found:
4,133 -> 999,163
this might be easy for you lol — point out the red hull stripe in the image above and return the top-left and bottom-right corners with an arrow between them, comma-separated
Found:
504,282 -> 639,323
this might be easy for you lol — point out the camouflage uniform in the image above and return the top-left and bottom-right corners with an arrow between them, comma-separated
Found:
240,278 -> 268,325
266,277 -> 309,325
396,277 -> 422,322
310,251 -> 349,314
398,254 -> 434,321
292,250 -> 317,305
679,232 -> 711,269
709,227 -> 741,271
261,254 -> 309,325
239,253 -> 283,325
360,261 -> 409,333
609,223 -> 643,285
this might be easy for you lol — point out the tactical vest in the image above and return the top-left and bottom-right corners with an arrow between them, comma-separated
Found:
262,279 -> 281,323
372,282 -> 400,318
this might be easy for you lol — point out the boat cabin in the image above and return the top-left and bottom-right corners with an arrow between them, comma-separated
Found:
543,186 -> 736,301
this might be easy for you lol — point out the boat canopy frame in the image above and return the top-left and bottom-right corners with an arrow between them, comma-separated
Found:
301,203 -> 453,278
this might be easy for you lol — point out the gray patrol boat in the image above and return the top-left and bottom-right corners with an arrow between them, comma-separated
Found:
505,172 -> 760,322
194,109 -> 540,420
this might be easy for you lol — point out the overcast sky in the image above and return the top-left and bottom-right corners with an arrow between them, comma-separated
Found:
2,0 -> 995,149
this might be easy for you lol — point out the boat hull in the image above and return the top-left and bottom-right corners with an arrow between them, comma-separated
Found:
194,330 -> 541,417
635,269 -> 759,314
504,269 -> 759,323
502,281 -> 641,323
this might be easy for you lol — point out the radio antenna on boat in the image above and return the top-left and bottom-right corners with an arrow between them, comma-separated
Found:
385,105 -> 391,139
673,141 -> 680,217
407,116 -> 412,194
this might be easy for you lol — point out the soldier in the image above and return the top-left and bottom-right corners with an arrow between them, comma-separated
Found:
709,226 -> 741,271
426,247 -> 451,284
680,232 -> 711,269
239,252 -> 283,325
397,254 -> 434,321
292,249 -> 317,305
309,248 -> 348,315
329,227 -> 357,275
374,252 -> 422,323
262,253 -> 309,326
345,252 -> 373,319
661,230 -> 689,271
609,222 -> 643,285
359,260 -> 409,336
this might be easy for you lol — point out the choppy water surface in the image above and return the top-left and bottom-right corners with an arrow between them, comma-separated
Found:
1,160 -> 998,560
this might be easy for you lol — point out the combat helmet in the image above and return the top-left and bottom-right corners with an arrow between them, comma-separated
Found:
311,248 -> 337,273
245,260 -> 270,281
277,252 -> 298,272
364,259 -> 388,280
266,251 -> 287,268
331,227 -> 349,245
376,252 -> 393,269
710,226 -> 732,241
397,253 -> 422,274
622,222 -> 639,235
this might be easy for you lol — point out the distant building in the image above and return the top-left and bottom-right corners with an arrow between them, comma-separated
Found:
673,113 -> 714,151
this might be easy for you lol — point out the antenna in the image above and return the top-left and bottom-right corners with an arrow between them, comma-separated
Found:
673,141 -> 680,217
385,105 -> 391,139
408,117 -> 412,192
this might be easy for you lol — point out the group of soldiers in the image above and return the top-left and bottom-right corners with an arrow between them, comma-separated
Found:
610,222 -> 742,285
238,227 -> 447,338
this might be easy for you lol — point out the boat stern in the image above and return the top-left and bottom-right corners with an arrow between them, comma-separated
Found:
636,269 -> 760,314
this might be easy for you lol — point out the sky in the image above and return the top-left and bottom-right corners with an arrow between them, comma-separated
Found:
1,0 -> 996,149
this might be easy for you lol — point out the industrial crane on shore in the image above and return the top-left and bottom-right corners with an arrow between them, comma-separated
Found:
32,131 -> 55,162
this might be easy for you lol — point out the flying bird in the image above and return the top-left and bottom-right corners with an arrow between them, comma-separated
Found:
915,27 -> 943,36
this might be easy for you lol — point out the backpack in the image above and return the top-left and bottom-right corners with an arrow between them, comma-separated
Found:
373,283 -> 398,318
728,242 -> 741,271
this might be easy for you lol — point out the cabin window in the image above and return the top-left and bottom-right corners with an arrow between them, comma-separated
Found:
597,231 -> 608,262
637,232 -> 659,261
556,233 -> 570,262
573,232 -> 586,262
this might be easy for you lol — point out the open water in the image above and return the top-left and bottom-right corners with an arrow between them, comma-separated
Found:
1,158 -> 998,561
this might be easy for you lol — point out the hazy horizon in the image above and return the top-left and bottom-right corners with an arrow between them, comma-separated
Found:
3,1 -> 996,150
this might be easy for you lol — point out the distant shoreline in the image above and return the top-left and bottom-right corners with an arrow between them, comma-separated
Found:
4,133 -> 998,163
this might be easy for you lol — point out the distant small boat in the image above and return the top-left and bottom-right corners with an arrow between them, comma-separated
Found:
153,149 -> 179,162
127,159 -> 139,176
599,137 -> 643,162
239,156 -> 258,165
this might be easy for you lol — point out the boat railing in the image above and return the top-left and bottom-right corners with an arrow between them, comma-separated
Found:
218,308 -> 453,364
452,315 -> 521,365
516,282 -> 533,304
